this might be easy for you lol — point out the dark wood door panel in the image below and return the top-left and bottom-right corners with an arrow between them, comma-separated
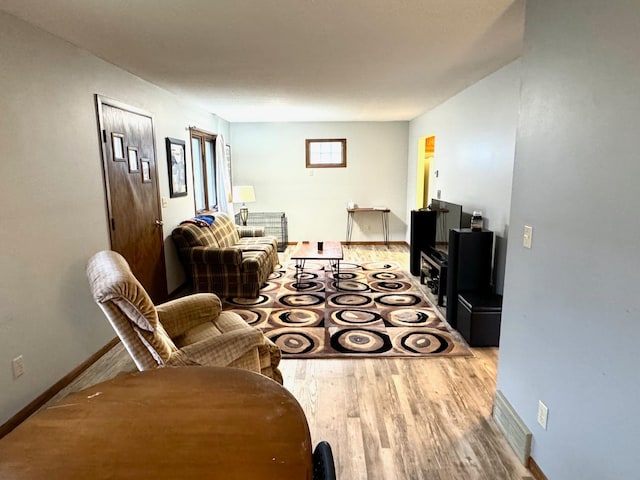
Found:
97,97 -> 167,302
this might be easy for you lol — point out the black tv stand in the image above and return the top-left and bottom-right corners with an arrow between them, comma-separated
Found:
420,247 -> 448,307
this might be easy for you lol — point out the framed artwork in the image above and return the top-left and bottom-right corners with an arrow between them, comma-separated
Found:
166,137 -> 187,197
127,146 -> 139,172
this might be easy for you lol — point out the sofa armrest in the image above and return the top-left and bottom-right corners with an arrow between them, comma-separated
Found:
156,293 -> 223,338
190,246 -> 243,265
237,225 -> 266,237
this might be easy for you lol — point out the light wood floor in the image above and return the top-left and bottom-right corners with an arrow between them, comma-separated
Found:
50,244 -> 533,479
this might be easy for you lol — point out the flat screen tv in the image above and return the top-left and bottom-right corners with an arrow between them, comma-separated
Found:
429,199 -> 462,251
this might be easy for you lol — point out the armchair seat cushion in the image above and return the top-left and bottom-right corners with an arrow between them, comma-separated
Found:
174,311 -> 253,346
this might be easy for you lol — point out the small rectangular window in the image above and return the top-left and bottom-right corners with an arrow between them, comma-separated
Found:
306,139 -> 346,168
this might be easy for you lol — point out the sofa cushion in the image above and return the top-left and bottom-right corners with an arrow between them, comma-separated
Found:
237,236 -> 278,251
173,222 -> 219,249
209,213 -> 240,247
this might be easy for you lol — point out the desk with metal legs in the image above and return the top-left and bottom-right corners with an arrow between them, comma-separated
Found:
346,207 -> 390,246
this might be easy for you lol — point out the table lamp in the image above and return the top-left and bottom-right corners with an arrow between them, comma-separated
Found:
232,185 -> 256,225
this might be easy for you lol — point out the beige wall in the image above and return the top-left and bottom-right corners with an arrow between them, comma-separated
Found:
230,122 -> 409,243
0,11 -> 228,425
407,60 -> 521,293
497,1 -> 640,477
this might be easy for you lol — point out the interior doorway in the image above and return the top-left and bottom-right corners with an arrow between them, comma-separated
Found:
416,135 -> 435,209
95,95 -> 168,302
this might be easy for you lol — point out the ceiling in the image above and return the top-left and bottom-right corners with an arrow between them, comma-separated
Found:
0,0 -> 524,122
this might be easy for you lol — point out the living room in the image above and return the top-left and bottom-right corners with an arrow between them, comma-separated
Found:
1,2 -> 639,479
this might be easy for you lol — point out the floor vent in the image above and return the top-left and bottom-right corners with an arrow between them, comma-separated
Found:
493,390 -> 532,465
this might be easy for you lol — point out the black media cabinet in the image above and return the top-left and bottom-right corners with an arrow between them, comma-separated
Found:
446,228 -> 494,328
420,248 -> 448,307
457,292 -> 503,347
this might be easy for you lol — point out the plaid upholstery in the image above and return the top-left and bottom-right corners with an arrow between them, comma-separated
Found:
207,212 -> 240,246
86,250 -> 282,383
172,212 -> 279,298
237,225 -> 266,237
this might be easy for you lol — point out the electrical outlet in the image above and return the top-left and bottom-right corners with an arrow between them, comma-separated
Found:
523,225 -> 533,249
12,355 -> 25,379
537,400 -> 548,430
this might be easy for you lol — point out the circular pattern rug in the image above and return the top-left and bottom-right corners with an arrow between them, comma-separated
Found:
224,261 -> 470,358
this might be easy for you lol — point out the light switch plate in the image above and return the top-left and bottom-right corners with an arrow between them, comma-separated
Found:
523,225 -> 533,249
537,400 -> 548,430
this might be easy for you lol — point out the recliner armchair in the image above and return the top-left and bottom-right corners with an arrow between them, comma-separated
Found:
86,250 -> 282,383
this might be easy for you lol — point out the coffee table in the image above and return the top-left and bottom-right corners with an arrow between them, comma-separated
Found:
290,241 -> 344,290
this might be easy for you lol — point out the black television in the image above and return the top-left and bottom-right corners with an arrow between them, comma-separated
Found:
429,199 -> 462,253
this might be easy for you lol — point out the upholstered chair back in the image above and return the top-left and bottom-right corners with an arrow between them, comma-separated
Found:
86,250 -> 178,370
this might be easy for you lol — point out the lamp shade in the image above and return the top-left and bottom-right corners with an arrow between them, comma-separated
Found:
232,185 -> 256,204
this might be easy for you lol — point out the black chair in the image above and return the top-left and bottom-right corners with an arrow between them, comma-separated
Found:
313,441 -> 337,479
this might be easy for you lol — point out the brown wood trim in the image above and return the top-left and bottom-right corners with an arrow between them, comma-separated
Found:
0,337 -> 120,440
305,138 -> 347,168
528,456 -> 548,480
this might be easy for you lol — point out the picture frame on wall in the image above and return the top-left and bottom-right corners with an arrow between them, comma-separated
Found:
166,137 -> 187,197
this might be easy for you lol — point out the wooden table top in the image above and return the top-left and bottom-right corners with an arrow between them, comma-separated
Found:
346,207 -> 390,213
290,241 -> 343,260
0,367 -> 313,480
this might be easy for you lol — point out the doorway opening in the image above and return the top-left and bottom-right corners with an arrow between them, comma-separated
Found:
416,135 -> 435,209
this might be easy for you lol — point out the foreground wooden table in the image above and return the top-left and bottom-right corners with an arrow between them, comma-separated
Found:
0,367 -> 313,479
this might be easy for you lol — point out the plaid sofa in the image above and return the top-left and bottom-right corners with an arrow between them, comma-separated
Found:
172,212 -> 279,298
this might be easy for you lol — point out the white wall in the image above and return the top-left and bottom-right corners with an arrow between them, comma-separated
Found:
0,12 -> 227,425
498,1 -> 640,478
230,122 -> 409,243
407,60 -> 521,292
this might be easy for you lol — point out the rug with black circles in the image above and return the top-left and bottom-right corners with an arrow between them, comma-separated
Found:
221,261 -> 471,358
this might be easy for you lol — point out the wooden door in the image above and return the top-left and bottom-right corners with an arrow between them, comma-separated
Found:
96,96 -> 167,302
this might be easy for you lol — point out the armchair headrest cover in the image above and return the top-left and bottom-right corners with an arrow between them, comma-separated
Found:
86,250 -> 159,332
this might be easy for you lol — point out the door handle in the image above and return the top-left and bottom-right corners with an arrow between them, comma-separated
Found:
155,220 -> 164,227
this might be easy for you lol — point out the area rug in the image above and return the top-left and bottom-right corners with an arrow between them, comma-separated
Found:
221,261 -> 471,358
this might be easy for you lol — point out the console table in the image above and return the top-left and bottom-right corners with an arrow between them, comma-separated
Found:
346,207 -> 390,245
0,367 -> 313,479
